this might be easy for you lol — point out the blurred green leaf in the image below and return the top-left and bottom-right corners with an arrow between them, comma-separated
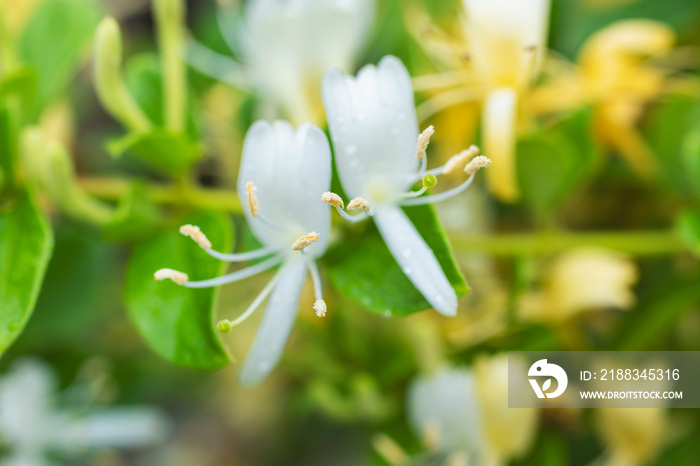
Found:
0,190 -> 54,356
19,0 -> 102,114
0,105 -> 18,188
645,95 -> 700,198
125,210 -> 233,370
125,53 -> 200,137
108,129 -> 202,176
327,205 -> 468,317
517,109 -> 600,215
675,210 -> 700,256
0,67 -> 36,104
102,182 -> 161,241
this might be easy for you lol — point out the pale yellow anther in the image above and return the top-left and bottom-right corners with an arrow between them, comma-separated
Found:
464,155 -> 492,175
246,181 -> 259,217
154,268 -> 189,285
322,191 -> 344,209
179,224 -> 212,249
442,145 -> 481,175
416,125 -> 435,160
313,299 -> 327,318
347,197 -> 372,212
292,232 -> 319,251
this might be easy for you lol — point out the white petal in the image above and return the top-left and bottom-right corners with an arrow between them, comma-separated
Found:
407,367 -> 485,454
238,258 -> 307,387
323,56 -> 419,200
237,121 -> 332,255
57,408 -> 169,449
373,206 -> 458,316
240,0 -> 375,123
482,88 -> 519,201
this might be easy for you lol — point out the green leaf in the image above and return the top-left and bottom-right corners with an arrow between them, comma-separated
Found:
675,210 -> 700,256
108,129 -> 203,175
327,205 -> 468,317
125,210 -> 233,369
517,109 -> 600,215
0,67 -> 37,104
0,190 -> 54,356
0,105 -> 18,188
645,95 -> 700,197
19,0 -> 102,114
102,182 -> 161,241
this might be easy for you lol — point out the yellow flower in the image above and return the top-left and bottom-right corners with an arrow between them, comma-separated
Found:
529,20 -> 678,178
521,248 -> 638,322
408,0 -> 551,202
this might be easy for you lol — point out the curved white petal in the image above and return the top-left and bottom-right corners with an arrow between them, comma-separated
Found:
239,0 -> 376,122
373,206 -> 458,316
238,258 -> 307,387
237,120 -> 331,256
407,367 -> 485,455
483,88 -> 519,202
323,56 -> 419,200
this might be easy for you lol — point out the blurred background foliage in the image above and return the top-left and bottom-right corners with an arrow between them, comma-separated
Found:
1,0 -> 700,464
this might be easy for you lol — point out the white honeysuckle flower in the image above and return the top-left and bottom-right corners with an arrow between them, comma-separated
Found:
322,55 -> 491,317
407,355 -> 537,466
155,120 -> 332,386
0,358 -> 167,466
187,0 -> 375,125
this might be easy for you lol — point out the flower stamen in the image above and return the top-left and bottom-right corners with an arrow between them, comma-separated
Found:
322,191 -> 344,209
179,224 -> 212,249
303,252 -> 327,318
441,145 -> 480,174
154,268 -> 189,285
246,181 -> 259,217
416,125 -> 435,160
292,232 -> 319,251
348,197 -> 373,213
464,155 -> 492,175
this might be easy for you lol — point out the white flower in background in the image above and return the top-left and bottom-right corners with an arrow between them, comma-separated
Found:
155,120 -> 332,386
0,358 -> 167,466
322,55 -> 491,317
187,0 -> 375,125
407,354 -> 537,466
520,248 -> 638,322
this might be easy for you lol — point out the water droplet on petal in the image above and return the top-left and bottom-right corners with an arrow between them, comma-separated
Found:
390,127 -> 399,136
402,248 -> 412,258
397,112 -> 406,121
403,266 -> 413,275
356,113 -> 366,121
346,144 -> 357,154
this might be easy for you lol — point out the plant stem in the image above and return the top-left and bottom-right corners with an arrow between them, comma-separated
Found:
154,0 -> 186,133
78,176 -> 241,213
448,230 -> 686,256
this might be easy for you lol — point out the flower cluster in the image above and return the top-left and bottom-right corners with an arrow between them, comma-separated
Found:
154,56 -> 491,385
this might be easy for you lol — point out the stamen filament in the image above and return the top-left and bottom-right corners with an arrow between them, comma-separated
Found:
205,245 -> 280,262
399,173 -> 476,206
184,254 -> 284,288
334,204 -> 370,223
218,264 -> 286,330
303,252 -> 326,317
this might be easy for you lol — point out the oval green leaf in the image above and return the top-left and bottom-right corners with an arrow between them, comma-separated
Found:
0,190 -> 54,356
125,210 -> 233,370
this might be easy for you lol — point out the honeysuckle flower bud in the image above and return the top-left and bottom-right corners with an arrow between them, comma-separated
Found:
187,0 -> 376,125
93,17 -> 152,132
154,120 -> 332,386
520,248 -> 638,322
153,0 -> 186,133
0,358 -> 168,465
322,56 -> 490,316
407,355 -> 537,465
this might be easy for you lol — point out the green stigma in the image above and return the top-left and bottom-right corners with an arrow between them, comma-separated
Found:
422,173 -> 438,189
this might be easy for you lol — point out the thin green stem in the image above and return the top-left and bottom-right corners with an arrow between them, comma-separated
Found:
448,231 -> 686,256
78,176 -> 241,213
154,0 -> 186,133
